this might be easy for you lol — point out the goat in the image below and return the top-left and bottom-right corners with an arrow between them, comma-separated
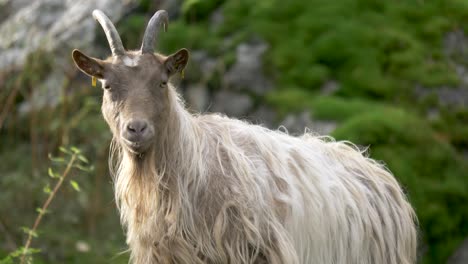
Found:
72,9 -> 418,264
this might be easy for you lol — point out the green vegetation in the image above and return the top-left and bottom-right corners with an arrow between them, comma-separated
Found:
0,52 -> 126,263
1,0 -> 468,263
333,109 -> 468,260
1,147 -> 93,264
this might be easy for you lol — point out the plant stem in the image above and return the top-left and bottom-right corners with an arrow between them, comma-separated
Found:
20,154 -> 77,264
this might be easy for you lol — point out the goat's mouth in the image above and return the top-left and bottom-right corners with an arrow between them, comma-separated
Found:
122,138 -> 151,156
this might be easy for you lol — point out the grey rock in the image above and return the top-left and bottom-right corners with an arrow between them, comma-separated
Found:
436,87 -> 468,108
455,64 -> 468,87
211,90 -> 253,117
426,107 -> 440,121
280,111 -> 314,135
0,0 -> 30,24
444,30 -> 468,60
0,0 -> 128,114
415,30 -> 468,109
249,105 -> 277,128
224,41 -> 273,95
312,120 -> 337,135
185,83 -> 209,112
0,0 -> 126,71
448,238 -> 468,264
18,68 -> 65,115
280,111 -> 337,135
191,51 -> 218,82
159,0 -> 182,19
210,7 -> 224,32
320,80 -> 340,95
415,85 -> 468,108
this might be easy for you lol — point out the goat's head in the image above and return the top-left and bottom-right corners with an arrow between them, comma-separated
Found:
72,10 -> 188,155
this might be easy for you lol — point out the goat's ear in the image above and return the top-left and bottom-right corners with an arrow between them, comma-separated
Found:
164,48 -> 189,76
72,49 -> 105,78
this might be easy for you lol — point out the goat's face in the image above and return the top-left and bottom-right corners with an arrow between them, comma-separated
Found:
71,10 -> 188,155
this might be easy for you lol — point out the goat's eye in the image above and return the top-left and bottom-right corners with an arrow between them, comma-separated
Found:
160,81 -> 167,88
104,84 -> 111,90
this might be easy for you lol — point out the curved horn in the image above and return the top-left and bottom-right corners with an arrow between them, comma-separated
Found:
141,10 -> 169,54
92,9 -> 125,56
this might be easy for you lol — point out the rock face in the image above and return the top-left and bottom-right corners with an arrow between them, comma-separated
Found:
448,238 -> 468,264
211,90 -> 253,117
185,83 -> 209,112
190,50 -> 219,83
0,0 -> 127,71
223,41 -> 272,95
418,30 -> 468,109
280,111 -> 337,135
444,30 -> 468,61
0,0 -> 128,112
183,41 -> 278,126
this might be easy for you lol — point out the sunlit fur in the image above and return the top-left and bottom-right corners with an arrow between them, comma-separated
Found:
109,84 -> 417,264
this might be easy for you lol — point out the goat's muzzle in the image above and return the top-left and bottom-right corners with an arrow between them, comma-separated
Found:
121,119 -> 154,154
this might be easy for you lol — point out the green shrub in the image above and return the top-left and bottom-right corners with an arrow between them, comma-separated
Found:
333,109 -> 468,263
117,14 -> 146,49
182,0 -> 225,21
311,96 -> 391,121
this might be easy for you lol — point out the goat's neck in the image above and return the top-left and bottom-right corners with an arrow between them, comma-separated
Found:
152,86 -> 198,182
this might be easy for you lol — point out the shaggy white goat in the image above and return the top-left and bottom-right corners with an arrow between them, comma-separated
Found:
72,9 -> 417,264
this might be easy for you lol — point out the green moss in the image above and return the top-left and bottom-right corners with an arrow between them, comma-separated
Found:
286,65 -> 330,90
332,109 -> 432,145
159,21 -> 221,55
138,0 -> 153,12
338,66 -> 398,98
216,0 -> 464,101
266,93 -> 397,122
332,109 -> 468,263
182,0 -> 225,21
265,88 -> 314,115
435,108 -> 468,149
311,96 -> 392,121
117,14 -> 146,49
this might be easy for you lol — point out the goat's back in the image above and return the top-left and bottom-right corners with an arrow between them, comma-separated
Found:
195,114 -> 417,264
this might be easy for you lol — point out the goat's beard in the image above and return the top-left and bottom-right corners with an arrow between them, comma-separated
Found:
127,147 -> 153,163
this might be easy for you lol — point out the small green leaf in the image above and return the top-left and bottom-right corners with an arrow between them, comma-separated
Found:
43,184 -> 51,194
73,164 -> 92,172
48,154 -> 65,163
70,146 -> 81,154
70,180 -> 80,192
59,146 -> 71,154
78,155 -> 89,164
36,208 -> 49,215
47,167 -> 59,178
7,247 -> 41,258
21,227 -> 38,238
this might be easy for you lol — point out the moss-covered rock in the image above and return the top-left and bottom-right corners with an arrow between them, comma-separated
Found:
333,109 -> 468,263
182,0 -> 225,21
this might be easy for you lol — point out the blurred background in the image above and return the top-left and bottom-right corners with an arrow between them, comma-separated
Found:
0,0 -> 467,263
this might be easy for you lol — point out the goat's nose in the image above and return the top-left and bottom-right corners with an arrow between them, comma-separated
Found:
122,119 -> 154,147
126,120 -> 148,136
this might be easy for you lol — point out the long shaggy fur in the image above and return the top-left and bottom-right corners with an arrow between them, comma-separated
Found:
110,85 -> 417,264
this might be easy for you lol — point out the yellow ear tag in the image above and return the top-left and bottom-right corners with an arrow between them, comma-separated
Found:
92,77 -> 97,87
181,69 -> 185,79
